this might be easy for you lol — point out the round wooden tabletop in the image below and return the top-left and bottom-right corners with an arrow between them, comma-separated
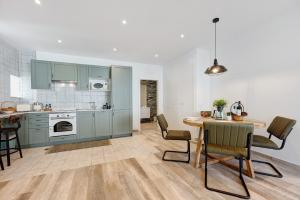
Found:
183,117 -> 266,129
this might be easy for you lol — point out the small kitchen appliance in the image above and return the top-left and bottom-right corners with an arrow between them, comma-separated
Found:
89,79 -> 109,91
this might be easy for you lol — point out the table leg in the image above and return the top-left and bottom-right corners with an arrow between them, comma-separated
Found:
194,127 -> 203,168
245,159 -> 255,178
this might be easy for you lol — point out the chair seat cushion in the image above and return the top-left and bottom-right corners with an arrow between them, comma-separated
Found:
252,135 -> 279,149
165,130 -> 191,140
204,144 -> 248,158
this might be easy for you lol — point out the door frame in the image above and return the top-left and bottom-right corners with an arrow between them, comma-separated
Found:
139,79 -> 158,129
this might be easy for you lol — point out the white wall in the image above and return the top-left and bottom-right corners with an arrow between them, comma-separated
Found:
36,52 -> 163,131
210,8 -> 300,165
163,48 -> 211,137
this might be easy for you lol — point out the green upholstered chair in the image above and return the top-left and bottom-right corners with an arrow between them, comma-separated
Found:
252,116 -> 296,178
157,114 -> 191,163
204,121 -> 254,199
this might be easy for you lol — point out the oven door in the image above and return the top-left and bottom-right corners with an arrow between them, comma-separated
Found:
49,119 -> 76,137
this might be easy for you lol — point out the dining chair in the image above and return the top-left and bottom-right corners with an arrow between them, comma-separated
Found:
252,116 -> 296,178
157,114 -> 191,163
0,117 -> 23,166
204,121 -> 254,199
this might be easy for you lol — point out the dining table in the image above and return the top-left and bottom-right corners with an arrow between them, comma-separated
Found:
183,116 -> 266,178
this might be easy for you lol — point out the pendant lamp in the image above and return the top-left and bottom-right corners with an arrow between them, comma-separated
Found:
205,18 -> 227,75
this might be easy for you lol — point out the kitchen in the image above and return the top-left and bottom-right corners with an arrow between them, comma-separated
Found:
0,61 -> 132,148
1,1 -> 300,200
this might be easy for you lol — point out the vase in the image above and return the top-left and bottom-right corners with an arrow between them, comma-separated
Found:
215,106 -> 224,120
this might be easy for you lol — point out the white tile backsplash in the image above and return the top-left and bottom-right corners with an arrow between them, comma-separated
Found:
0,39 -> 110,110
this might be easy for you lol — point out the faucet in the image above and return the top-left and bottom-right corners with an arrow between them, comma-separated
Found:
88,102 -> 96,110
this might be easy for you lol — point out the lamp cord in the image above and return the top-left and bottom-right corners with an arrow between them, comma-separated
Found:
215,22 -> 217,59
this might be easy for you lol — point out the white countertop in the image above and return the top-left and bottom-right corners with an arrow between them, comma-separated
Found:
0,109 -> 112,119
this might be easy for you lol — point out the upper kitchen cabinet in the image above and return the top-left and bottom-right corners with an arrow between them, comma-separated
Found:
52,62 -> 77,82
31,60 -> 52,89
111,66 -> 132,110
89,66 -> 110,79
77,65 -> 89,90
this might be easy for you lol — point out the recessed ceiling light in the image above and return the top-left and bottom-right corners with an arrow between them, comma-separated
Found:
122,20 -> 127,25
180,34 -> 185,38
113,48 -> 118,52
154,54 -> 159,58
35,0 -> 41,5
57,39 -> 62,43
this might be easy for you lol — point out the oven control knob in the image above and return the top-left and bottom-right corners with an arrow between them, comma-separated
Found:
57,115 -> 59,117
67,114 -> 69,117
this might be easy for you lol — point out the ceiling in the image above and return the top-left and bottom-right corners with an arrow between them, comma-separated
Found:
0,0 -> 298,64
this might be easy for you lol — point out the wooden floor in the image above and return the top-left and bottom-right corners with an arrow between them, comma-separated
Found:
1,123 -> 300,200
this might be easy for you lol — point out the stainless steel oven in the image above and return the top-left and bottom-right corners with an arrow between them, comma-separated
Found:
49,113 -> 76,137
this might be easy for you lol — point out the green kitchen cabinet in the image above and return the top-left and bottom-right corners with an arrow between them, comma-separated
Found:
111,66 -> 132,110
28,127 -> 49,145
89,66 -> 110,79
77,111 -> 95,139
52,62 -> 77,81
77,65 -> 89,90
95,111 -> 112,137
112,110 -> 131,137
28,113 -> 49,145
111,66 -> 132,137
19,115 -> 29,146
31,60 -> 52,89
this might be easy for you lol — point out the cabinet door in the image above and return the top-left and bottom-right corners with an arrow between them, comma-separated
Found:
28,127 -> 49,145
95,111 -> 112,137
31,60 -> 52,89
52,62 -> 77,81
77,111 -> 95,139
111,66 -> 132,110
77,65 -> 89,90
89,66 -> 110,79
112,110 -> 131,137
19,115 -> 29,146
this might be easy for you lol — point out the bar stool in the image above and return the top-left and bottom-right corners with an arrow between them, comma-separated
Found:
0,116 -> 23,167
0,152 -> 3,170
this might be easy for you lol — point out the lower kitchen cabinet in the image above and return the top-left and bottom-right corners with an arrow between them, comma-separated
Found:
112,109 -> 132,137
28,127 -> 49,145
19,115 -> 29,146
77,111 -> 95,139
95,111 -> 112,137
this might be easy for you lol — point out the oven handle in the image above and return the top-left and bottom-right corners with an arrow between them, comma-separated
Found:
50,117 -> 76,120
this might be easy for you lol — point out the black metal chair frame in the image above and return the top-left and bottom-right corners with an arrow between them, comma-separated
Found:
204,130 -> 252,199
0,153 -> 3,170
159,129 -> 190,163
0,120 -> 23,167
252,129 -> 292,178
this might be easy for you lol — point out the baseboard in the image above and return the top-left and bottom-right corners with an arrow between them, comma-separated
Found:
253,150 -> 300,170
132,129 -> 139,132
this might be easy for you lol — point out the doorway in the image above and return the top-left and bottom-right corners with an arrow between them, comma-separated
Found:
140,80 -> 157,123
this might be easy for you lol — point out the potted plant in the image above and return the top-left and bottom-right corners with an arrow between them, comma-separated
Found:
213,99 -> 227,113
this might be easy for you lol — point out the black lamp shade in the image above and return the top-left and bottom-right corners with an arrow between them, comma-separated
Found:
205,59 -> 227,75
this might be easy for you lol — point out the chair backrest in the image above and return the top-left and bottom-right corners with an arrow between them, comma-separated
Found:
157,114 -> 168,133
267,116 -> 296,140
204,121 -> 254,154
